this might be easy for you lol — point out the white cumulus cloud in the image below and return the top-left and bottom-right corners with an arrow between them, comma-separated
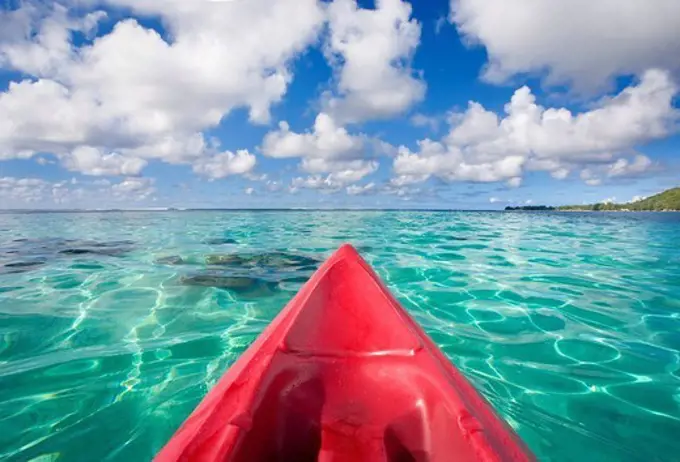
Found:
0,0 -> 324,176
346,182 -> 376,195
262,112 -> 381,185
451,0 -> 680,93
192,150 -> 256,180
0,177 -> 49,204
262,113 -> 364,161
324,0 -> 425,123
393,140 -> 525,184
606,155 -> 654,178
61,146 -> 147,176
291,161 -> 378,192
392,70 -> 677,186
0,175 -> 156,207
111,177 -> 155,201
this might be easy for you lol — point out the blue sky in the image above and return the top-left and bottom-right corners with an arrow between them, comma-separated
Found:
0,0 -> 678,209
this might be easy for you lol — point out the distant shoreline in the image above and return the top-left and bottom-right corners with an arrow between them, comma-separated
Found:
556,209 -> 679,212
506,186 -> 679,212
1,208 -> 679,214
506,208 -> 679,213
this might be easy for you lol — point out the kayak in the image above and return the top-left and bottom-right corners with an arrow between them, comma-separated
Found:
156,244 -> 534,461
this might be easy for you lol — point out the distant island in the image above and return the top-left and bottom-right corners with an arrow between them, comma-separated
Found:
504,205 -> 556,211
505,187 -> 680,212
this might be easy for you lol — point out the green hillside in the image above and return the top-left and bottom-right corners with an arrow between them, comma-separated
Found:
558,187 -> 680,211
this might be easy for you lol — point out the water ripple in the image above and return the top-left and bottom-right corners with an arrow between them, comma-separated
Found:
1,210 -> 679,461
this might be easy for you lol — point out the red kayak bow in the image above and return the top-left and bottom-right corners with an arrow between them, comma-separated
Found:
156,244 -> 534,461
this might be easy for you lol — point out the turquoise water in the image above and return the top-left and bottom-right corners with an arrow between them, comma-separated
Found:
1,211 -> 679,461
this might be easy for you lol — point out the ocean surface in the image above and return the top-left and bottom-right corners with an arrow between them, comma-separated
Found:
1,210 -> 679,461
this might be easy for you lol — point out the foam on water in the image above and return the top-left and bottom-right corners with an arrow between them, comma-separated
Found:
1,210 -> 679,461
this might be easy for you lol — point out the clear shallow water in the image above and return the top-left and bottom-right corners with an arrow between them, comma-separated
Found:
1,210 -> 679,461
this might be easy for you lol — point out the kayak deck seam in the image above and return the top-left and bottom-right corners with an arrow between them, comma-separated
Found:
278,345 -> 423,358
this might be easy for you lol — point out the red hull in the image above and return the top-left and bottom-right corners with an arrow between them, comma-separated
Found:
156,244 -> 534,461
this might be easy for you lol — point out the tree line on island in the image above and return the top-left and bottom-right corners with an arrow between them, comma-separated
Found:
504,205 -> 556,211
504,187 -> 680,211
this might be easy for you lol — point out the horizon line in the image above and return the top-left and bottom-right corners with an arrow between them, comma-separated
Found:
0,207 -> 508,213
